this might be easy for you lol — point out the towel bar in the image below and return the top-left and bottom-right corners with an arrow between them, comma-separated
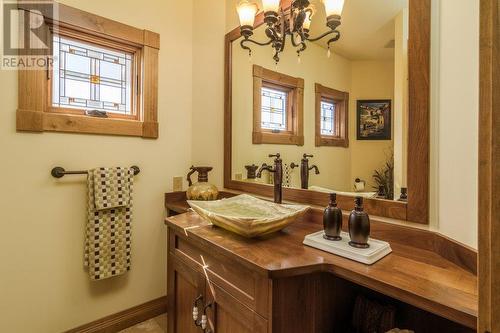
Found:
51,166 -> 140,178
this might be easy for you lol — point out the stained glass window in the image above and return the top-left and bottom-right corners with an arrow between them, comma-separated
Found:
320,99 -> 336,136
52,35 -> 133,115
261,87 -> 287,130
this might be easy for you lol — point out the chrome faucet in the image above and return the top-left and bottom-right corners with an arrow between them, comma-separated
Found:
291,154 -> 320,189
257,153 -> 283,204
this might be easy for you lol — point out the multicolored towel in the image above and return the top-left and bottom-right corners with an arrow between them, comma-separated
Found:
84,167 -> 134,280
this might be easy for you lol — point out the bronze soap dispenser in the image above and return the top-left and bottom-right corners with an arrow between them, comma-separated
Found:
348,197 -> 370,248
323,193 -> 343,241
186,166 -> 219,201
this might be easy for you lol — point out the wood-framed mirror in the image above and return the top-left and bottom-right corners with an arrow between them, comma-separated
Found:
224,0 -> 430,224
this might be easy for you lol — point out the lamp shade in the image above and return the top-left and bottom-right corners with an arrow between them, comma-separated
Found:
237,0 -> 259,27
322,0 -> 345,17
262,0 -> 280,13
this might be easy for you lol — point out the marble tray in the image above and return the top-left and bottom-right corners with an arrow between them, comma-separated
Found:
303,231 -> 392,265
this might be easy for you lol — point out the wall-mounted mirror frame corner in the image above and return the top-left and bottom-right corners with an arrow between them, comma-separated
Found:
224,0 -> 430,224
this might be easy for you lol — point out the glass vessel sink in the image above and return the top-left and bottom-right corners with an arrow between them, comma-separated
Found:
187,194 -> 310,238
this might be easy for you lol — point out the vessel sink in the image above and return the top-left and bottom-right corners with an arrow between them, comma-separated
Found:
187,194 -> 309,238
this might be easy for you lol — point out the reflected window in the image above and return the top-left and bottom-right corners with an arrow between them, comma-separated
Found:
261,87 -> 287,130
253,65 -> 304,145
315,83 -> 349,147
52,35 -> 133,115
320,99 -> 336,136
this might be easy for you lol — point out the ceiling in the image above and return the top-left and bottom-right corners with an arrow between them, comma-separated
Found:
308,0 -> 408,61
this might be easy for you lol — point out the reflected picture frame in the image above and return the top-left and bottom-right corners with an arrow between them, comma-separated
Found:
356,100 -> 392,140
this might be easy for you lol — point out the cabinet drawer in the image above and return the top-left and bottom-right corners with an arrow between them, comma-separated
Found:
206,280 -> 268,333
170,230 -> 269,317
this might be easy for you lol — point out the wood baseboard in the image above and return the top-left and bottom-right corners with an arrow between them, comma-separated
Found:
65,296 -> 167,333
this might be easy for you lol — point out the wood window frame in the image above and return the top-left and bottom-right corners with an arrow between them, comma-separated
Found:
16,2 -> 160,138
252,65 -> 304,146
314,83 -> 349,148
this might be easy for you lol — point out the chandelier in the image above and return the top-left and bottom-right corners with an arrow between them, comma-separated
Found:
237,0 -> 345,63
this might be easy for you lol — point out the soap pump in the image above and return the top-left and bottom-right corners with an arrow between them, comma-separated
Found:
348,197 -> 371,249
323,193 -> 343,241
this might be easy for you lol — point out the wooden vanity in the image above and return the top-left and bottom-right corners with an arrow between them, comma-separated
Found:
165,196 -> 478,333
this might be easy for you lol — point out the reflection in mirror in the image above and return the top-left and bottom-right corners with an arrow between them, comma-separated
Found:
232,0 -> 409,201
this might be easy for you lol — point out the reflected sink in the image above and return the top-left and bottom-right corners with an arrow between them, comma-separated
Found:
187,194 -> 310,238
308,186 -> 377,199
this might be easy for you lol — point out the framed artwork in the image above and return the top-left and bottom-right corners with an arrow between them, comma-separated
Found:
356,100 -> 392,140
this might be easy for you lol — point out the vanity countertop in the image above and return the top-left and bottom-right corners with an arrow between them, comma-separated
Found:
165,211 -> 478,329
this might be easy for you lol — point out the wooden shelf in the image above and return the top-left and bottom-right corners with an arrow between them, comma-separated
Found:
165,210 -> 478,329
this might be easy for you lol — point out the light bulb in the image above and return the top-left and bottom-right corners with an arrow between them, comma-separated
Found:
262,0 -> 280,13
322,0 -> 345,17
237,0 -> 258,27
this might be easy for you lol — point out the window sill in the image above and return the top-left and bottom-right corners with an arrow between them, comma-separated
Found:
253,131 -> 304,145
16,109 -> 158,138
315,135 -> 349,148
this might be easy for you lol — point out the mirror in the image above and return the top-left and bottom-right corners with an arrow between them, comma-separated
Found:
230,0 -> 409,202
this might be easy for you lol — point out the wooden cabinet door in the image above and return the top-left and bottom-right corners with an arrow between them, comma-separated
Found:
168,257 -> 206,333
205,282 -> 268,333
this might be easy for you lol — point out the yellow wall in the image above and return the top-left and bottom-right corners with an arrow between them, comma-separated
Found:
393,9 -> 409,197
429,0 -> 479,248
192,0 -> 226,185
349,60 -> 395,191
0,0 -> 194,331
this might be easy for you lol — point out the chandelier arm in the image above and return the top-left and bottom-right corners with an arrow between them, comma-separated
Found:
326,31 -> 342,48
241,38 -> 274,48
297,41 -> 307,54
240,37 -> 274,56
290,32 -> 303,48
306,30 -> 340,43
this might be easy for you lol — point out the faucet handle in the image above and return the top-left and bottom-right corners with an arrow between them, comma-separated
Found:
303,154 -> 313,159
290,163 -> 298,169
269,153 -> 281,159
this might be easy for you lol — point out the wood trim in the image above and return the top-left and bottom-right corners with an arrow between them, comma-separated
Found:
224,0 -> 430,222
253,65 -> 304,88
64,296 -> 167,333
407,0 -> 431,224
142,46 -> 160,138
16,109 -> 43,132
314,83 -> 349,148
44,112 -> 143,136
252,65 -> 304,145
16,3 -> 160,139
19,1 -> 160,49
478,0 -> 499,331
